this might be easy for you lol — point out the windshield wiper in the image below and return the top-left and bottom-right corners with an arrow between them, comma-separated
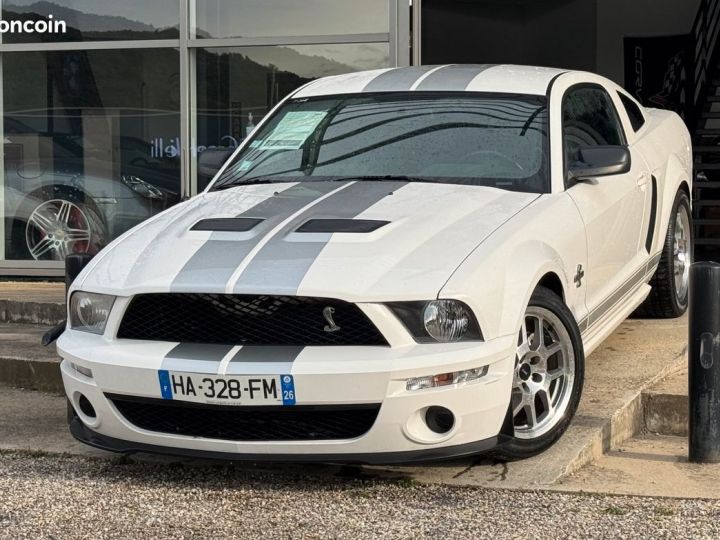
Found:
328,175 -> 436,183
213,177 -> 287,190
214,174 -> 435,191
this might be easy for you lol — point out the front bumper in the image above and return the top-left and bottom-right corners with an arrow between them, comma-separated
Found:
58,329 -> 517,463
68,416 -> 508,464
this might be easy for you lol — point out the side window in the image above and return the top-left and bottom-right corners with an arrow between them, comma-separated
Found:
562,86 -> 626,168
618,92 -> 646,132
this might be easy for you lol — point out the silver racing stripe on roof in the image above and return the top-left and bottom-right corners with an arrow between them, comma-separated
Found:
231,181 -> 408,295
170,182 -> 344,292
361,65 -> 444,92
414,64 -> 498,91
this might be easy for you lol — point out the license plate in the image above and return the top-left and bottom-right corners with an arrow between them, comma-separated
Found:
158,370 -> 296,406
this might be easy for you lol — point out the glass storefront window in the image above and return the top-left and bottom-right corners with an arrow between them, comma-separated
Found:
194,0 -> 389,39
194,43 -> 390,190
2,0 -> 180,42
2,48 -> 180,261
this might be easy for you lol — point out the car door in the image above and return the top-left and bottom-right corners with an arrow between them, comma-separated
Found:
563,84 -> 650,321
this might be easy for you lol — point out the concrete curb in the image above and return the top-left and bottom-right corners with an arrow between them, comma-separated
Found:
0,357 -> 63,394
0,299 -> 65,326
644,392 -> 688,437
555,347 -> 687,482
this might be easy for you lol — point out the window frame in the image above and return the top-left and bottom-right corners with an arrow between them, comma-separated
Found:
617,91 -> 647,133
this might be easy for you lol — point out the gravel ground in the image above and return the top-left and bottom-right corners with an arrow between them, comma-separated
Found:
1,450 -> 720,540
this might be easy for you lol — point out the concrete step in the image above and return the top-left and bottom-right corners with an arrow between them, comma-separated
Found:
0,323 -> 62,394
0,282 -> 65,325
0,281 -> 65,326
559,434 -> 720,499
642,368 -> 688,437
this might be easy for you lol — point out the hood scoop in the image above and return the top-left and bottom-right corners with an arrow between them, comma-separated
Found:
190,217 -> 264,232
296,219 -> 390,233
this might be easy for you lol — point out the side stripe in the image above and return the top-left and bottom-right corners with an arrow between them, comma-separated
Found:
579,253 -> 664,332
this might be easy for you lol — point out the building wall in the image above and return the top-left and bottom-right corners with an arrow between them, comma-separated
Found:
596,0 -> 702,86
422,0 -> 598,71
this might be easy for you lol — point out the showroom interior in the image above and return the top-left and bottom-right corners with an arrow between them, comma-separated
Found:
0,0 -> 716,276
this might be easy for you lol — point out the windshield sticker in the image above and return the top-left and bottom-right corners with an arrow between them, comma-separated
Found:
259,111 -> 327,151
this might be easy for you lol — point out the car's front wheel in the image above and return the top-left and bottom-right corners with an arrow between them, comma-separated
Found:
494,286 -> 585,460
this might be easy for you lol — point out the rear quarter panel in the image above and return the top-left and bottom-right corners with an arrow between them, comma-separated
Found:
632,108 -> 692,255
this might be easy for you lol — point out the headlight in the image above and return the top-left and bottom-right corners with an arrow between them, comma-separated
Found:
423,300 -> 472,342
121,175 -> 163,200
69,292 -> 116,334
388,300 -> 483,343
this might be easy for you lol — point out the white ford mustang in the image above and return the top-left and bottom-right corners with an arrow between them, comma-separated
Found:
58,65 -> 693,463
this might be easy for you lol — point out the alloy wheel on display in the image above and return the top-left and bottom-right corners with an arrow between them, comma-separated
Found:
25,199 -> 93,261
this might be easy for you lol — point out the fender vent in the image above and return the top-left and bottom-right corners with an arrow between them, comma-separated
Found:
296,219 -> 389,233
191,217 -> 264,232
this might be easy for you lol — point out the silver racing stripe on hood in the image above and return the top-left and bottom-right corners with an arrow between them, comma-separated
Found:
170,182 -> 344,292
230,181 -> 408,295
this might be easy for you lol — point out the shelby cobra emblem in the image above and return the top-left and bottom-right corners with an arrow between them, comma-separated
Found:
322,306 -> 341,333
59,65 -> 693,463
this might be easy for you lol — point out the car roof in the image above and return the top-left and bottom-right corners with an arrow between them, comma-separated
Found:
293,64 -> 568,99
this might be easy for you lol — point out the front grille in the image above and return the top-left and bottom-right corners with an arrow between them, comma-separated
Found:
117,294 -> 388,346
108,395 -> 380,441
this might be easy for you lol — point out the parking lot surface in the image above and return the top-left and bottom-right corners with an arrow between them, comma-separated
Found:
2,450 -> 720,540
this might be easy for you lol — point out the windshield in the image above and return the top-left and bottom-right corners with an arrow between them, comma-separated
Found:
211,92 -> 549,194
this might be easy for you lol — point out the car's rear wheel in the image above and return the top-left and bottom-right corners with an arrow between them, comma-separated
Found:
493,287 -> 585,460
635,189 -> 692,318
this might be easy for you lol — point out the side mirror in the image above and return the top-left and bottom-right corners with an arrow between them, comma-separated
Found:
567,145 -> 631,185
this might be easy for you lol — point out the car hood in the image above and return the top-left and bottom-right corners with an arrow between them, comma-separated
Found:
79,181 -> 539,301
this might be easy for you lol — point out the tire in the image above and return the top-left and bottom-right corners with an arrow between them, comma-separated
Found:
493,286 -> 585,461
635,189 -> 692,319
10,186 -> 107,261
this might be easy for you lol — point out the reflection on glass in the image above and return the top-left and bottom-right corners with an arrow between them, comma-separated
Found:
195,43 -> 390,190
195,0 -> 389,39
3,49 -> 180,261
213,94 -> 549,194
2,0 -> 179,43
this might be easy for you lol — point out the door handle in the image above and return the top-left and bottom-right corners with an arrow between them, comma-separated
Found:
637,173 -> 650,187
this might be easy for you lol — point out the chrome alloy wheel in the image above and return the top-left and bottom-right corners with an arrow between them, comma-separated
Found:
673,204 -> 691,305
25,199 -> 93,260
512,306 -> 576,439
